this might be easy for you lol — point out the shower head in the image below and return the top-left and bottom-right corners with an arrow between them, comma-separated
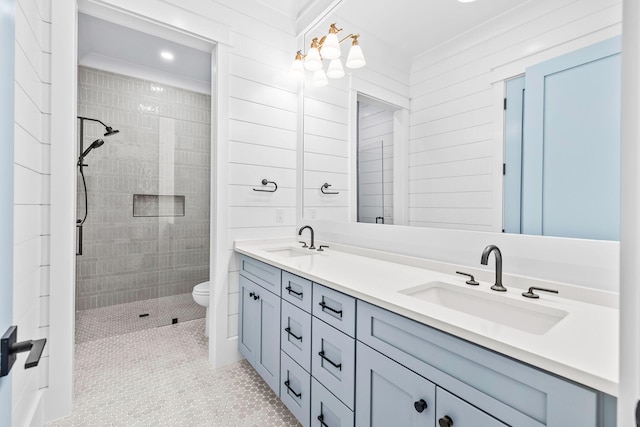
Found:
77,116 -> 119,137
104,126 -> 119,137
79,139 -> 105,160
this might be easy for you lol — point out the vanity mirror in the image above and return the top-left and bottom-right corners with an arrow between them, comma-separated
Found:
301,0 -> 622,241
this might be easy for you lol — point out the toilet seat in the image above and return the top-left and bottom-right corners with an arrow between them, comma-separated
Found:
193,281 -> 210,295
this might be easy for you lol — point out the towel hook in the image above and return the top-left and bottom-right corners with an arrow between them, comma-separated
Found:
253,179 -> 278,192
321,183 -> 339,195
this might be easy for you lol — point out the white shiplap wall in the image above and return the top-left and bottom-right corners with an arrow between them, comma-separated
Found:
303,12 -> 410,222
225,20 -> 299,338
408,0 -> 622,232
13,0 -> 51,424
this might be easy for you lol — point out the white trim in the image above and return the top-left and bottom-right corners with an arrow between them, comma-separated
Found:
46,0 -> 77,421
392,108 -> 409,226
210,42 -> 242,367
619,0 -> 640,423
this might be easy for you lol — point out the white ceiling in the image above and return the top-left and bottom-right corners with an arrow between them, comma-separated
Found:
78,13 -> 212,93
333,0 -> 531,58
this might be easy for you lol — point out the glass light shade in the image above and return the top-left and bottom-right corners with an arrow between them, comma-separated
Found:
313,69 -> 329,87
289,58 -> 305,79
326,59 -> 345,79
320,33 -> 341,60
304,47 -> 322,71
346,44 -> 366,69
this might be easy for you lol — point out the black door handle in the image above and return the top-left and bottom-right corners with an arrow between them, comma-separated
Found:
1,326 -> 47,377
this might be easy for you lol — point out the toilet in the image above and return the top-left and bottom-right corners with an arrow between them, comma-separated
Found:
192,281 -> 210,337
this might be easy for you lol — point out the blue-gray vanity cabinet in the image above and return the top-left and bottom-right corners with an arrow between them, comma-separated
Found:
355,342 -> 437,427
311,378 -> 354,427
281,351 -> 311,426
238,274 -> 281,396
282,271 -> 313,313
356,300 -> 601,427
311,316 -> 356,410
281,300 -> 312,372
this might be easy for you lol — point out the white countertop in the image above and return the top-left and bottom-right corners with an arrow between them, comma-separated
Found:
234,238 -> 619,396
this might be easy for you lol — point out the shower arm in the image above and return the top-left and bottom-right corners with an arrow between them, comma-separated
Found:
78,116 -> 105,156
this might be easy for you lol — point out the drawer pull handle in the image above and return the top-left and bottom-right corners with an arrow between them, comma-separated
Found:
317,414 -> 330,427
414,399 -> 428,413
249,292 -> 260,301
318,351 -> 342,370
284,327 -> 302,341
438,415 -> 454,427
318,301 -> 343,317
286,286 -> 303,297
284,380 -> 302,399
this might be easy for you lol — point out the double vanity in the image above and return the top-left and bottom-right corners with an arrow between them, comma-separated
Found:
235,234 -> 617,426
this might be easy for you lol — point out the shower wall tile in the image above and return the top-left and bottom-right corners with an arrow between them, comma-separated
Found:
77,66 -> 211,310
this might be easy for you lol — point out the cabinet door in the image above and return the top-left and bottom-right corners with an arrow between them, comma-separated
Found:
355,342 -> 436,427
436,387 -> 507,427
254,285 -> 281,396
238,276 -> 258,364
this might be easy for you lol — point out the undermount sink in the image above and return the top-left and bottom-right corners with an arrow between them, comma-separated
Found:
265,247 -> 314,258
400,281 -> 568,335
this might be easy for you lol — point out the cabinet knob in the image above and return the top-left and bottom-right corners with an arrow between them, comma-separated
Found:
413,399 -> 428,413
438,415 -> 454,427
253,294 -> 260,300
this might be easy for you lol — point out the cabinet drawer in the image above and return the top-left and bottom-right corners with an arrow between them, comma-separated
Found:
436,387 -> 507,427
281,351 -> 311,427
239,255 -> 281,296
282,271 -> 313,313
311,378 -> 354,427
312,317 -> 356,410
281,300 -> 312,373
357,300 -> 598,427
312,283 -> 356,337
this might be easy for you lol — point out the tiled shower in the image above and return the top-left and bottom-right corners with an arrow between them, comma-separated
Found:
75,66 -> 211,341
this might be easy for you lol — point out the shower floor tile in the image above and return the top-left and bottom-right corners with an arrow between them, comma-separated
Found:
76,293 -> 205,343
47,318 -> 301,427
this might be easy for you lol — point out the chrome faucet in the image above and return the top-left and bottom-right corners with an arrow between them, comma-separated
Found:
298,225 -> 315,249
480,245 -> 506,292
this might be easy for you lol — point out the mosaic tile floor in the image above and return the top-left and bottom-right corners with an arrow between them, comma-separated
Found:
76,293 -> 206,343
47,318 -> 301,427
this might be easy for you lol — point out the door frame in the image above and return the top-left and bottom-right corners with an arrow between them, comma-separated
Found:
0,0 -> 16,424
47,1 -> 229,422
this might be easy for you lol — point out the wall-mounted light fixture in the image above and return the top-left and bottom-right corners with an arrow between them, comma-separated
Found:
290,23 -> 366,87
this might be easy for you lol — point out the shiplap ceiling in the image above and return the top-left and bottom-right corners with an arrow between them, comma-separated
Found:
334,0 -> 531,57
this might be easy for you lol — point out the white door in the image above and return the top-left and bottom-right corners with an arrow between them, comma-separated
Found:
0,0 -> 15,424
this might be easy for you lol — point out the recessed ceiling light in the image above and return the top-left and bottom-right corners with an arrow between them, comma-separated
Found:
160,51 -> 174,61
458,0 -> 477,2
